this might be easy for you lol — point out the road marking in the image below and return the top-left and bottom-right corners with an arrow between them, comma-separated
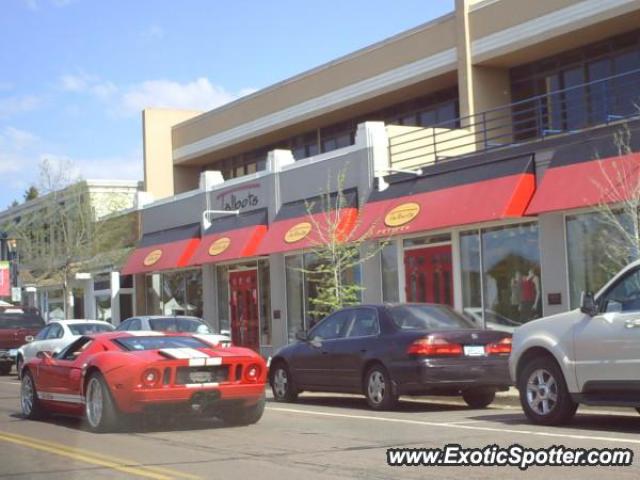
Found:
268,406 -> 640,445
0,381 -> 21,385
0,431 -> 200,479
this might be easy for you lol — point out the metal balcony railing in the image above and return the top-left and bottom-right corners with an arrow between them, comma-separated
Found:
388,67 -> 640,169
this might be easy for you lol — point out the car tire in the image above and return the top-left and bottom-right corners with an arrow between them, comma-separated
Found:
518,356 -> 577,426
270,363 -> 298,403
221,395 -> 266,426
84,372 -> 119,433
462,389 -> 496,408
0,364 -> 11,376
364,364 -> 398,411
20,370 -> 45,419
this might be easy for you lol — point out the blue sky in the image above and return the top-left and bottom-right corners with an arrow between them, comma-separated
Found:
0,0 -> 453,207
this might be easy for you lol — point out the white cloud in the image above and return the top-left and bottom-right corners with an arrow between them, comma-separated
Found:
141,25 -> 165,41
120,77 -> 255,115
22,0 -> 77,10
0,95 -> 42,119
2,127 -> 39,151
59,73 -> 117,100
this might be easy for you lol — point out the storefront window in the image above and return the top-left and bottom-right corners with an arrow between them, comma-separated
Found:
460,231 -> 482,323
258,260 -> 272,345
216,266 -> 230,334
566,211 -> 636,308
145,274 -> 162,315
185,270 -> 203,318
381,242 -> 399,303
460,223 -> 541,328
285,255 -> 304,342
481,223 -> 542,325
95,294 -> 111,323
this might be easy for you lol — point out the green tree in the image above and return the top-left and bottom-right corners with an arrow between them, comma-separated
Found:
23,185 -> 39,202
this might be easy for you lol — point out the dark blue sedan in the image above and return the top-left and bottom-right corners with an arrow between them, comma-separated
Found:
269,304 -> 512,410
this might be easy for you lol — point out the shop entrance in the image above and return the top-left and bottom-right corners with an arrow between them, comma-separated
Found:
404,244 -> 453,306
229,269 -> 260,351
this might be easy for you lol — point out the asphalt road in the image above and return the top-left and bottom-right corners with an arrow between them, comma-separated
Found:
0,376 -> 639,479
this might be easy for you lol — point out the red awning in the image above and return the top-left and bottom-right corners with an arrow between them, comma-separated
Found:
187,211 -> 268,265
121,224 -> 200,275
355,155 -> 535,239
255,208 -> 359,255
526,152 -> 640,215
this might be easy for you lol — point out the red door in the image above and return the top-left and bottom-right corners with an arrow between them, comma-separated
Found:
229,270 -> 260,351
404,245 -> 453,306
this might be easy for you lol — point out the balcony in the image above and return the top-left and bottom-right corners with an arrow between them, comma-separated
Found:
387,67 -> 640,169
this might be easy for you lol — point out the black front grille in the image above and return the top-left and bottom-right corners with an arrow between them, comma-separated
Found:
175,365 -> 229,385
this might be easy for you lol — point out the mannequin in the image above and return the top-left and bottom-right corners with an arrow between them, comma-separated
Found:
520,268 -> 540,320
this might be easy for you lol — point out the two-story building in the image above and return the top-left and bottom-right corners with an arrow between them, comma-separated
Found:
123,0 -> 640,357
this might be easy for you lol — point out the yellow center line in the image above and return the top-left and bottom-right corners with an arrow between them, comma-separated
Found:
0,431 -> 201,480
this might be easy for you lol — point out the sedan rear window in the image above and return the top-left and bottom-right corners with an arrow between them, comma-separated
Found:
114,335 -> 210,351
0,312 -> 45,329
68,323 -> 115,335
149,317 -> 211,333
388,305 -> 473,330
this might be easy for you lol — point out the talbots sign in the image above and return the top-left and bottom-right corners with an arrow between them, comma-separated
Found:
284,222 -> 312,243
384,202 -> 421,228
208,237 -> 231,256
143,249 -> 163,266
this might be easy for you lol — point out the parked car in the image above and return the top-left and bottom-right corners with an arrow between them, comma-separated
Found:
116,316 -> 230,346
463,308 -> 521,333
0,308 -> 45,375
269,304 -> 512,410
19,331 -> 267,432
15,319 -> 114,377
510,260 -> 640,425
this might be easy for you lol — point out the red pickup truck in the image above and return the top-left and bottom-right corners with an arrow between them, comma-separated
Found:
0,308 -> 45,375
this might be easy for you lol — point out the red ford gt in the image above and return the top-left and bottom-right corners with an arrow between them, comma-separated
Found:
19,331 -> 267,432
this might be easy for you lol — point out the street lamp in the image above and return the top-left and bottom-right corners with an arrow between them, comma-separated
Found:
202,209 -> 239,230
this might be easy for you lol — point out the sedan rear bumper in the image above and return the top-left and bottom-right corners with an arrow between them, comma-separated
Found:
390,356 -> 511,395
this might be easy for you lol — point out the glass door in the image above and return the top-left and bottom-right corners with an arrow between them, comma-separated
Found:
229,269 -> 260,351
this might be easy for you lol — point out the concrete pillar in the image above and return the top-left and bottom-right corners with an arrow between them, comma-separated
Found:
538,213 -> 570,316
110,272 -> 121,325
202,264 -> 217,329
83,279 -> 95,320
269,254 -> 287,349
455,0 -> 474,123
361,242 -> 383,304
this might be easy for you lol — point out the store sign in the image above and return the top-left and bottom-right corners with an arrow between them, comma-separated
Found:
11,287 -> 21,303
284,222 -> 312,243
384,202 -> 421,228
215,182 -> 266,212
143,249 -> 163,267
208,237 -> 231,256
0,262 -> 9,297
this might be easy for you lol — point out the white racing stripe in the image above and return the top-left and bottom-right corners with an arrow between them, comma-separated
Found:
269,406 -> 640,445
159,348 -> 209,360
126,331 -> 165,336
187,357 -> 223,366
185,382 -> 219,388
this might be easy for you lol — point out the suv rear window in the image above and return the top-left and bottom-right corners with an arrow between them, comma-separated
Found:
0,312 -> 45,329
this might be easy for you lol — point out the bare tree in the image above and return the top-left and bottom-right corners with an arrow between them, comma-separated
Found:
7,159 -> 135,318
290,172 -> 386,321
591,124 -> 640,278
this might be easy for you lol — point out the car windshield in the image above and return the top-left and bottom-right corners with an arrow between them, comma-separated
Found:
0,312 -> 45,329
388,305 -> 474,330
114,335 -> 210,351
149,317 -> 211,333
67,323 -> 115,335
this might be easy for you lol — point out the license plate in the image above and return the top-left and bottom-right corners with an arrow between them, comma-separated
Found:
189,371 -> 213,383
463,345 -> 485,357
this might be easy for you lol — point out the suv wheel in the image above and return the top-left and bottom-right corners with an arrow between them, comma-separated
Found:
518,357 -> 577,425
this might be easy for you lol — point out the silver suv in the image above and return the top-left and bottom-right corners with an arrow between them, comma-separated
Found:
510,260 -> 640,425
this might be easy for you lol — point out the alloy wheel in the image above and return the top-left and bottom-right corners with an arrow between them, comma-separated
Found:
367,370 -> 385,405
273,368 -> 288,399
85,378 -> 104,428
20,374 -> 34,416
526,368 -> 558,416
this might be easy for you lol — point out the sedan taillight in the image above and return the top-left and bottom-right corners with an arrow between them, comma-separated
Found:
407,336 -> 463,357
141,369 -> 161,387
486,337 -> 512,355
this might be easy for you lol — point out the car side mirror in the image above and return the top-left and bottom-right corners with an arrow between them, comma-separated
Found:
295,330 -> 308,342
24,336 -> 34,343
580,291 -> 598,316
